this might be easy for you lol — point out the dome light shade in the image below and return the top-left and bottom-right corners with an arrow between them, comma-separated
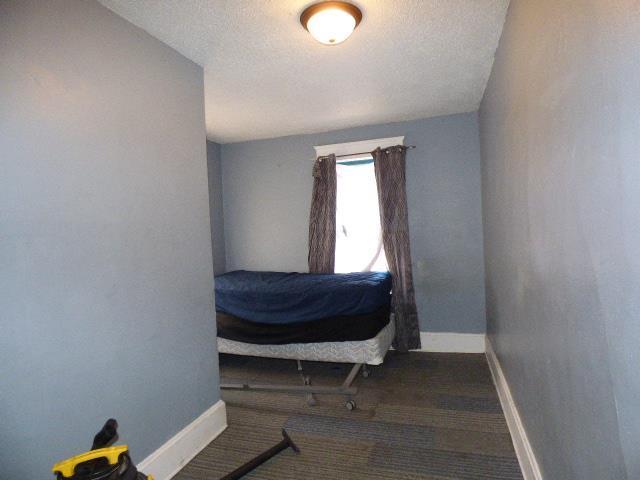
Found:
300,2 -> 363,45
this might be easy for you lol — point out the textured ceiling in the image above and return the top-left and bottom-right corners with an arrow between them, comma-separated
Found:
99,0 -> 509,143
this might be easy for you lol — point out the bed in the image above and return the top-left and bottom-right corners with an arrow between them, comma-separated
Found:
215,270 -> 394,409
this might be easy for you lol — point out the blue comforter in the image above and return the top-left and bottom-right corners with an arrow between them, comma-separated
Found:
215,270 -> 392,324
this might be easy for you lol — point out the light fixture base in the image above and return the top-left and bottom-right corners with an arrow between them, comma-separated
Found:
300,1 -> 363,45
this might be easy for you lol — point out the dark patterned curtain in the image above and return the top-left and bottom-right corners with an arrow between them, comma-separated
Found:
308,154 -> 337,273
372,146 -> 421,351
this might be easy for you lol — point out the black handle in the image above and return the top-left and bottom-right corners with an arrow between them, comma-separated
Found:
220,429 -> 299,480
92,418 -> 119,450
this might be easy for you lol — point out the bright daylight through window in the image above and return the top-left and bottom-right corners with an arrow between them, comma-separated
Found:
334,156 -> 388,273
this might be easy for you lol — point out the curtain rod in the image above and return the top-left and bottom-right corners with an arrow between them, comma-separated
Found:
320,145 -> 416,160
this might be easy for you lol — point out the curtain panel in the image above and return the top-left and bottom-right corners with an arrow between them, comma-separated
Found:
308,154 -> 337,273
372,146 -> 421,351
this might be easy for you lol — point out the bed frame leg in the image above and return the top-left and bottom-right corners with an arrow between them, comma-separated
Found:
341,363 -> 363,410
343,363 -> 363,389
297,360 -> 317,406
296,360 -> 311,385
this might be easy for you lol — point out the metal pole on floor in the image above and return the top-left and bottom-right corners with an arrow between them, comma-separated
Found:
219,429 -> 300,480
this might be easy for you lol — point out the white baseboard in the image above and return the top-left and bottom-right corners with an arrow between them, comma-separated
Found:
485,339 -> 543,480
417,332 -> 486,353
138,399 -> 227,480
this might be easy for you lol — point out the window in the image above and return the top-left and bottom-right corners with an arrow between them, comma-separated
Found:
314,137 -> 403,274
334,155 -> 388,273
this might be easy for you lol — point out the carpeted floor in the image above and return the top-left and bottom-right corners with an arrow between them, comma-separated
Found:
174,352 -> 523,480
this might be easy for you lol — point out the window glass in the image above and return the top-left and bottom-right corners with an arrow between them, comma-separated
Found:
334,156 -> 388,273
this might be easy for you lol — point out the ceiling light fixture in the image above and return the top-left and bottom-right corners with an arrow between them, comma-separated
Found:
300,1 -> 362,46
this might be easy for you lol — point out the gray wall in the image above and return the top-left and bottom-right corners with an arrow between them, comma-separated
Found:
221,114 -> 486,333
479,0 -> 639,478
0,1 -> 220,478
207,141 -> 226,275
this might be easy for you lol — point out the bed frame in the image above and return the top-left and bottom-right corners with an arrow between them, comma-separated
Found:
219,318 -> 395,410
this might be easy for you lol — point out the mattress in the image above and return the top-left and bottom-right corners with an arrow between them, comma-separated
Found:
214,270 -> 392,324
217,306 -> 390,344
218,318 -> 395,365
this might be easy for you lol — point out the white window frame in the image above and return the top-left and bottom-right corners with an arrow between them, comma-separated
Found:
313,136 -> 404,159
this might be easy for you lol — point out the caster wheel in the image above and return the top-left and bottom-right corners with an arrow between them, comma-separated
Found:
362,369 -> 370,379
345,400 -> 356,411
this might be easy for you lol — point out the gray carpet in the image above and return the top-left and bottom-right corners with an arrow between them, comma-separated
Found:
174,351 -> 523,480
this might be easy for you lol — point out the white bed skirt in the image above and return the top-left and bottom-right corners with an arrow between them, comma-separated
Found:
217,318 -> 395,366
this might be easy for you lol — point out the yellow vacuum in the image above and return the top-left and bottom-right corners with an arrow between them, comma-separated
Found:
53,419 -> 299,480
52,419 -> 153,480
